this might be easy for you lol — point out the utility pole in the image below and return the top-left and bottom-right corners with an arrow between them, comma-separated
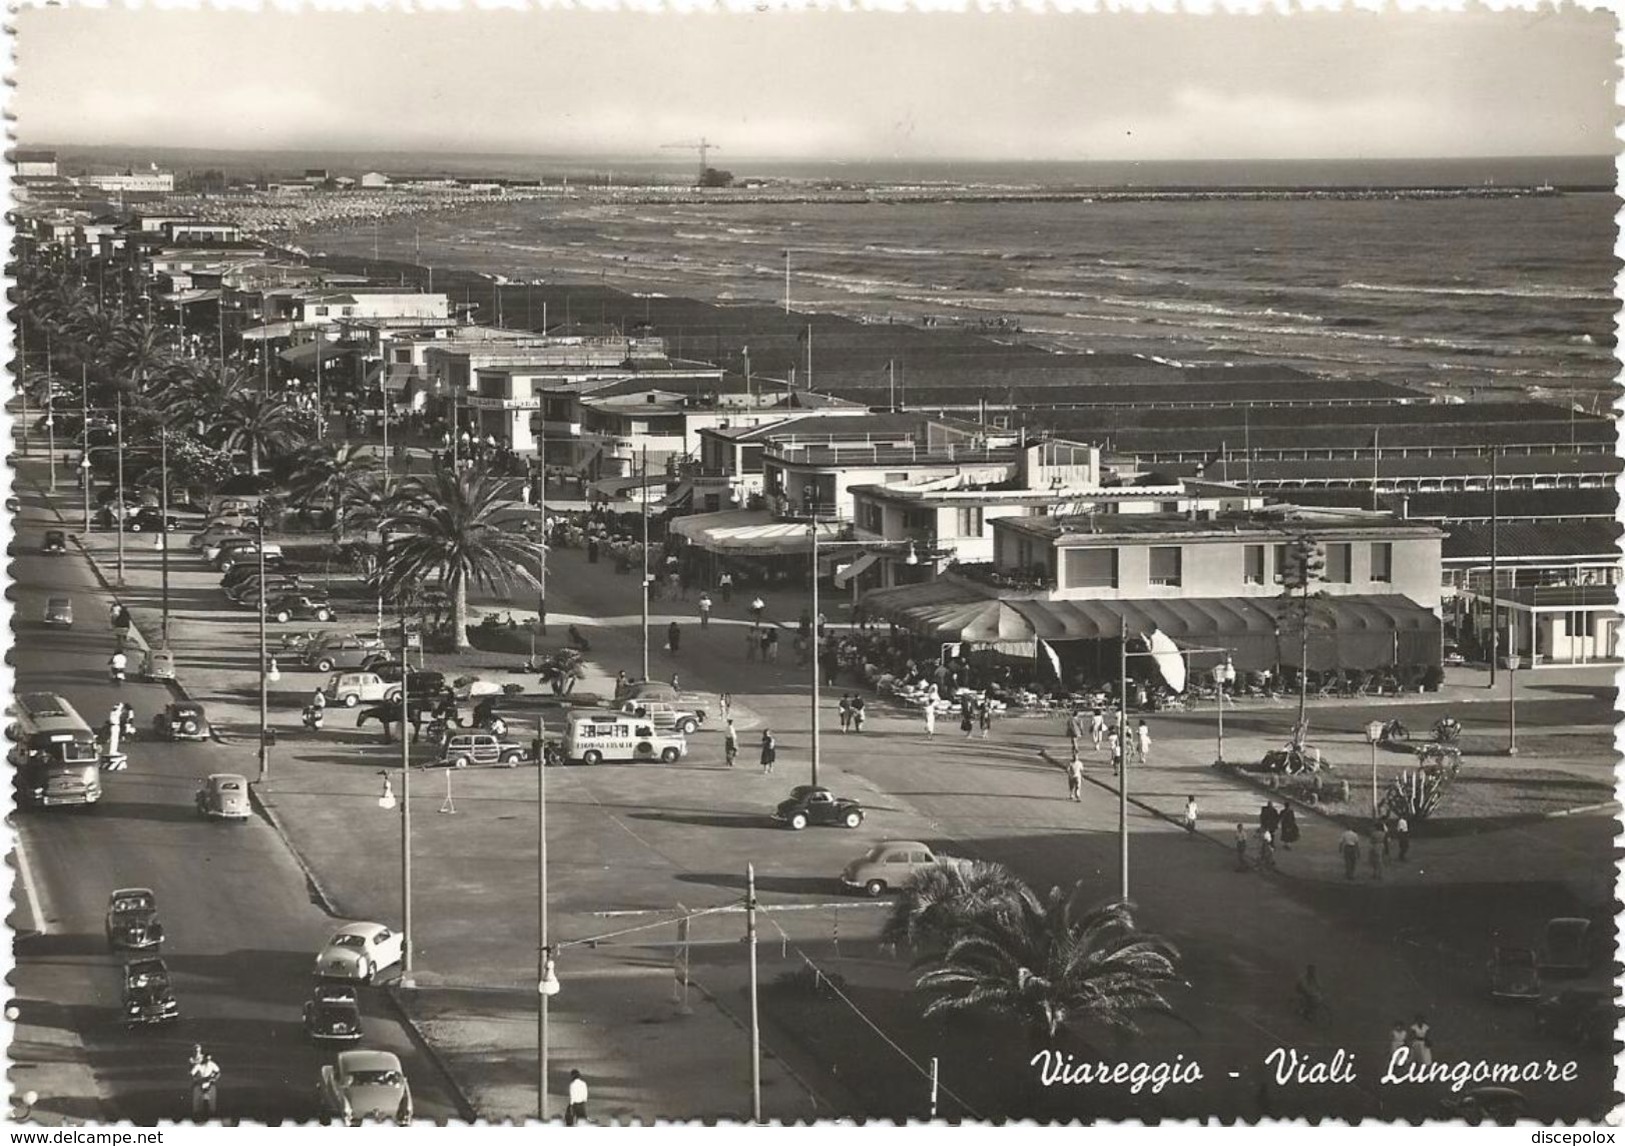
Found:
538,466 -> 548,635
538,725 -> 551,1120
159,429 -> 170,645
1117,616 -> 1129,902
747,863 -> 762,1124
641,445 -> 650,679
257,534 -> 270,781
804,324 -> 813,391
810,518 -> 821,787
783,250 -> 790,315
114,391 -> 126,586
401,617 -> 414,981
80,366 -> 91,532
1488,451 -> 1499,688
45,334 -> 56,491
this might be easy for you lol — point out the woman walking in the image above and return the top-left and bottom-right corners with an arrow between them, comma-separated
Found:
1279,803 -> 1300,850
759,730 -> 777,775
977,698 -> 993,739
923,699 -> 937,738
959,699 -> 975,739
838,694 -> 853,732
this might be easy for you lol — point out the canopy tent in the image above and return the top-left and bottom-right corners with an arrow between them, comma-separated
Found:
279,339 -> 350,367
670,509 -> 847,555
862,581 -> 1440,671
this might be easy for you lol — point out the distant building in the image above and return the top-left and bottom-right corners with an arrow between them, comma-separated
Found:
303,168 -> 330,184
76,170 -> 175,194
359,172 -> 391,189
11,149 -> 58,178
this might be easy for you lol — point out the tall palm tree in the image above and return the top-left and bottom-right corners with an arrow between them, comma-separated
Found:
378,465 -> 546,650
882,858 -> 1030,954
209,390 -> 306,474
908,872 -> 1184,1047
284,439 -> 378,522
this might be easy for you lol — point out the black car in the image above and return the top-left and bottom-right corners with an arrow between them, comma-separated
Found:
125,507 -> 177,533
122,957 -> 179,1028
153,701 -> 211,742
223,565 -> 303,592
360,652 -> 404,674
375,668 -> 450,703
267,594 -> 335,624
304,984 -> 364,1045
105,889 -> 165,952
773,785 -> 865,831
227,575 -> 306,607
41,529 -> 67,554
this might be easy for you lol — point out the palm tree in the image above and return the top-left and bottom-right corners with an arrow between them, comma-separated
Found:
906,871 -> 1184,1047
882,858 -> 1030,954
377,465 -> 546,651
284,440 -> 378,523
209,390 -> 306,474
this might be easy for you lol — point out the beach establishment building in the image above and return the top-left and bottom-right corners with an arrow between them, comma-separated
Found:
75,170 -> 176,194
360,172 -> 392,189
11,148 -> 58,177
862,506 -> 1446,687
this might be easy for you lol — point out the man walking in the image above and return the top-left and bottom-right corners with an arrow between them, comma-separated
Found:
666,621 -> 681,656
1234,823 -> 1249,871
838,694 -> 853,732
1066,707 -> 1087,756
922,699 -> 936,738
1339,827 -> 1361,880
1089,708 -> 1106,751
1394,813 -> 1411,861
1108,727 -> 1123,777
1260,800 -> 1280,842
1135,719 -> 1152,765
750,595 -> 766,624
190,1051 -> 221,1119
1368,824 -> 1386,881
565,1069 -> 589,1126
759,730 -> 776,775
1183,796 -> 1199,834
697,592 -> 713,629
1065,753 -> 1084,802
850,695 -> 866,733
724,719 -> 739,767
718,570 -> 734,603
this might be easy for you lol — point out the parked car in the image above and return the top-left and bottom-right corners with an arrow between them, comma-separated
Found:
359,651 -> 403,674
1441,1086 -> 1529,1125
217,543 -> 284,575
618,679 -> 687,705
204,509 -> 260,532
318,1049 -> 413,1126
190,524 -> 249,552
267,594 -> 334,624
41,529 -> 66,554
774,785 -> 865,831
306,638 -> 387,674
122,956 -> 179,1028
315,922 -> 405,983
471,693 -> 559,738
223,563 -> 303,592
202,535 -> 257,563
436,732 -> 530,769
841,840 -> 941,898
151,701 -> 209,742
142,647 -> 177,682
304,984 -> 364,1046
1487,946 -> 1541,1001
375,668 -> 449,704
196,773 -> 251,820
1540,917 -> 1593,974
105,889 -> 164,952
324,672 -> 391,708
1536,986 -> 1617,1049
229,577 -> 307,608
125,507 -> 177,533
42,596 -> 73,627
1442,642 -> 1467,667
619,698 -> 704,736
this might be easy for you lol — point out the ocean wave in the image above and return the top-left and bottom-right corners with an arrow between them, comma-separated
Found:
1341,280 -> 1614,303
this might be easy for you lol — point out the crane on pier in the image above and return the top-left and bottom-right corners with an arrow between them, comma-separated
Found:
661,137 -> 721,185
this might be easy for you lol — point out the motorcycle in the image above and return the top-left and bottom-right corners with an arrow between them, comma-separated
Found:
109,662 -> 127,686
301,705 -> 325,732
1432,717 -> 1463,744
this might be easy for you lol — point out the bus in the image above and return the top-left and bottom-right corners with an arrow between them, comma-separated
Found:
9,692 -> 103,808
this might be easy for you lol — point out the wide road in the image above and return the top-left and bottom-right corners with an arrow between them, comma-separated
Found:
7,486 -> 463,1124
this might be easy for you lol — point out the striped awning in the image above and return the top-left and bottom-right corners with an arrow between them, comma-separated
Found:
670,509 -> 845,555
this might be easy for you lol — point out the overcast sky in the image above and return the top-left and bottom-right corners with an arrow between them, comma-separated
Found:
12,6 -> 1618,161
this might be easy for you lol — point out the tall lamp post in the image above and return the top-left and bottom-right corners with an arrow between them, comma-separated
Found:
537,733 -> 560,1120
1213,656 -> 1237,765
376,617 -> 415,985
113,391 -> 126,587
1364,720 -> 1385,819
257,529 -> 279,781
1503,647 -> 1520,757
640,445 -> 651,679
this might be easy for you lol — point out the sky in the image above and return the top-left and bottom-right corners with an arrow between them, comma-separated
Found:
10,5 -> 1620,162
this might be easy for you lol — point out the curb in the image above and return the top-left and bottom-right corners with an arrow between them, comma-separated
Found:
244,781 -> 342,919
380,985 -> 481,1125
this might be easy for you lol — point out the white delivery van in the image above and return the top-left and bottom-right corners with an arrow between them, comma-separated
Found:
562,710 -> 686,765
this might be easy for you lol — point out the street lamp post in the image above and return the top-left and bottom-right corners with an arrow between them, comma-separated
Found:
1504,649 -> 1519,757
44,334 -> 57,491
257,531 -> 276,781
640,445 -> 650,679
159,428 -> 170,645
537,729 -> 559,1121
1214,657 -> 1237,765
399,618 -> 414,982
1364,720 -> 1385,819
114,391 -> 126,586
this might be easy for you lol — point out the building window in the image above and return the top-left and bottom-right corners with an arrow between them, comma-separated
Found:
955,507 -> 984,538
1160,501 -> 1181,514
1244,545 -> 1265,585
1326,543 -> 1353,584
1149,546 -> 1183,587
885,472 -> 909,483
314,306 -> 329,317
1063,548 -> 1118,589
1272,543 -> 1289,583
903,509 -> 933,536
1370,542 -> 1393,584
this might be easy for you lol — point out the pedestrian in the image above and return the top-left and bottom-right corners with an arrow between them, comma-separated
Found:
1339,827 -> 1361,880
750,595 -> 766,624
1260,800 -> 1280,840
670,672 -> 681,692
759,730 -> 776,775
1090,708 -> 1106,750
666,621 -> 681,656
764,629 -> 779,663
724,719 -> 739,767
838,694 -> 853,732
798,610 -> 812,640
1368,825 -> 1385,881
1234,823 -> 1250,871
745,626 -> 758,662
823,648 -> 839,688
719,692 -> 732,723
1183,796 -> 1199,834
977,699 -> 993,739
1279,803 -> 1299,850
923,699 -> 936,738
1066,707 -> 1086,755
1259,828 -> 1277,870
719,570 -> 734,603
565,1069 -> 589,1126
1389,1020 -> 1410,1065
850,695 -> 866,733
1136,719 -> 1152,764
959,700 -> 975,739
614,670 -> 629,699
697,592 -> 713,629
1066,753 -> 1084,801
1394,813 -> 1410,861
1108,729 -> 1123,777
1406,1015 -> 1433,1067
1381,814 -> 1394,858
190,1052 -> 221,1119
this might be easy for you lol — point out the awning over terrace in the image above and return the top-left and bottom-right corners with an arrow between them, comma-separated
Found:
862,581 -> 1440,671
670,510 -> 846,555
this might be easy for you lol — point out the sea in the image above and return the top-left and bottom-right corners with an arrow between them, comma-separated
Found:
292,155 -> 1621,400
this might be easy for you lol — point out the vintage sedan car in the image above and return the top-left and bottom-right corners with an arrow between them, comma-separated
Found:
1541,917 -> 1593,974
196,773 -> 251,821
154,701 -> 211,742
42,596 -> 73,628
190,524 -> 250,553
125,507 -> 177,533
841,840 -> 941,898
619,698 -> 704,737
267,594 -> 335,624
1441,1086 -> 1529,1126
315,922 -> 405,983
106,889 -> 165,952
122,956 -> 179,1028
1487,946 -> 1541,1001
201,535 -> 257,564
774,785 -> 865,831
435,732 -> 530,770
41,529 -> 67,555
304,984 -> 364,1045
306,638 -> 388,674
319,1050 -> 413,1126
228,576 -> 306,609
216,543 -> 285,575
